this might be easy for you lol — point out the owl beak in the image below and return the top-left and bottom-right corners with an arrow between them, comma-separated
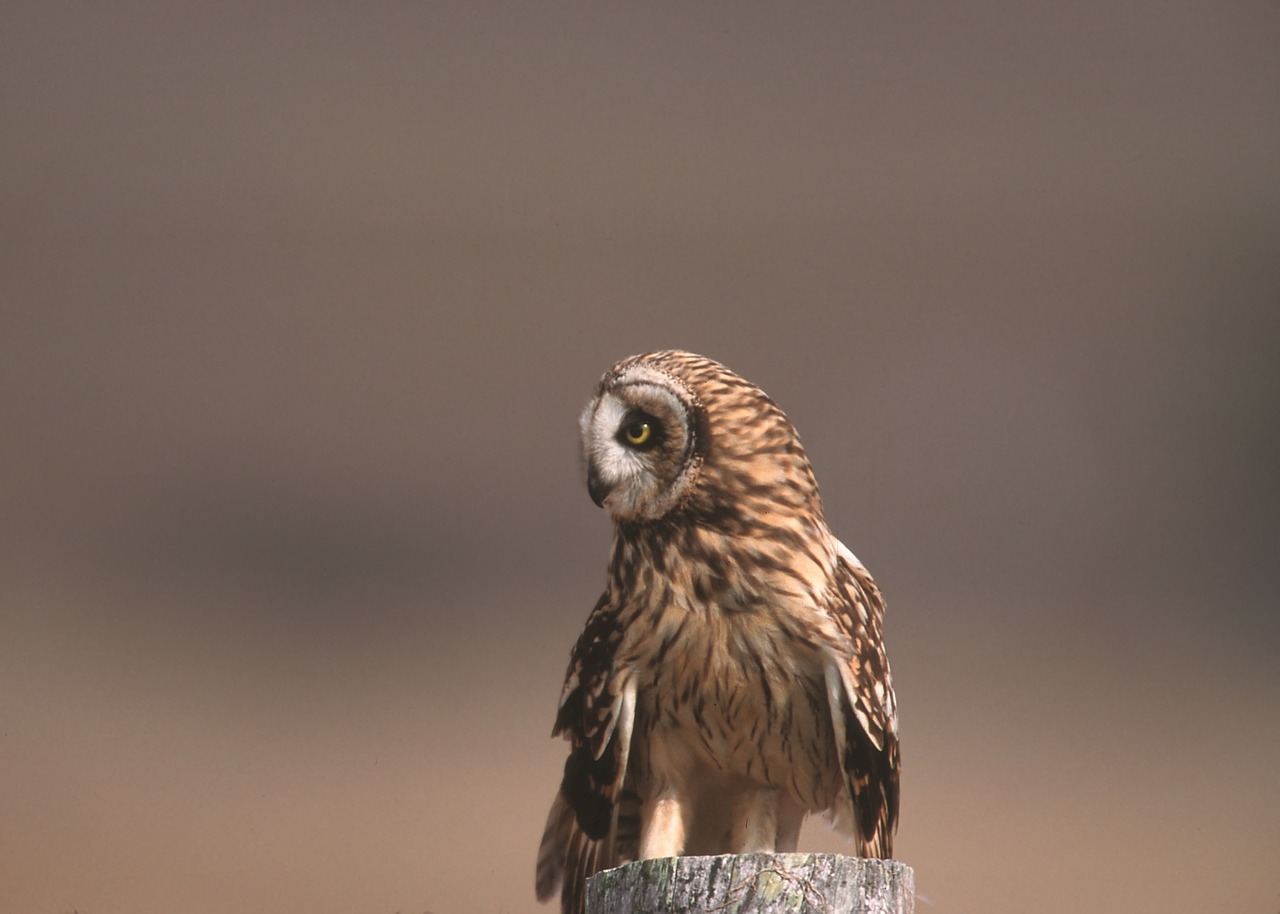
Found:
586,462 -> 613,508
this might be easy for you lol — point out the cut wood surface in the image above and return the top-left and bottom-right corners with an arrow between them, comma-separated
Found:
585,853 -> 914,914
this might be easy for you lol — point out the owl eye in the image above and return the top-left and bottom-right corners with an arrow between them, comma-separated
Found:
624,420 -> 652,446
619,414 -> 658,448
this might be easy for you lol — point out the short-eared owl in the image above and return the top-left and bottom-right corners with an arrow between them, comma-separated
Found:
535,351 -> 899,914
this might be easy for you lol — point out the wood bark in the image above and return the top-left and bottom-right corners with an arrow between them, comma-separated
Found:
584,853 -> 913,914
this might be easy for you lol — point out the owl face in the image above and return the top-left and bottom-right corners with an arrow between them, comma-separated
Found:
579,360 -> 704,522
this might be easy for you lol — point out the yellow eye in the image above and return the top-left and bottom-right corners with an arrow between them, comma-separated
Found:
624,420 -> 652,446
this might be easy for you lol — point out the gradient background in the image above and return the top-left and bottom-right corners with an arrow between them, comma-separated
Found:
3,3 -> 1278,913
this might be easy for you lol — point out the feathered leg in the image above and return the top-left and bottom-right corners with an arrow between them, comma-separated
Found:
638,788 -> 689,858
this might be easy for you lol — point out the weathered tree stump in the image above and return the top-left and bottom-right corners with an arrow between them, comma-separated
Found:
585,853 -> 914,914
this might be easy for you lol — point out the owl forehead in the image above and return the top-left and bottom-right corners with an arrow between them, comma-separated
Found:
608,362 -> 694,400
597,358 -> 681,405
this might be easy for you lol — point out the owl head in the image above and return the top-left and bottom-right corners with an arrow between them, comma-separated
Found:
579,350 -> 822,525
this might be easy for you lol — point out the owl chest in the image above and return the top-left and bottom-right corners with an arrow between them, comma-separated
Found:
630,609 -> 838,798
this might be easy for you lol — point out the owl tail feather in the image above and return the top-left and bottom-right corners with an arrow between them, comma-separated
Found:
535,791 -> 574,903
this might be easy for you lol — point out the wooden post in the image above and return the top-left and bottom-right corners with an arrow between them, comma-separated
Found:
585,853 -> 913,914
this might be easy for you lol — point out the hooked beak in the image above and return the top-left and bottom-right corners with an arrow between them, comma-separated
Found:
586,462 -> 613,508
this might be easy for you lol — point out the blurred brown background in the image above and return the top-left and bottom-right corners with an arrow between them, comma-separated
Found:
2,3 -> 1277,913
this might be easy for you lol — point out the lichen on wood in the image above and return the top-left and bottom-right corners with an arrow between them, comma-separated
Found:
585,853 -> 913,914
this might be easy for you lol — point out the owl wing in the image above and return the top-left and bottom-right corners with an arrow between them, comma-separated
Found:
821,540 -> 900,857
535,593 -> 638,914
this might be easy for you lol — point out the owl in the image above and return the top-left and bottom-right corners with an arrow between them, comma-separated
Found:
535,351 -> 899,914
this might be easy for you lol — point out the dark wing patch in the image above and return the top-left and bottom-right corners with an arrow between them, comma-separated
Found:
553,594 -> 624,748
537,593 -> 636,914
827,546 -> 900,857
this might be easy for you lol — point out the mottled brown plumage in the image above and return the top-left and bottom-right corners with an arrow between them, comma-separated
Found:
536,351 -> 899,914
